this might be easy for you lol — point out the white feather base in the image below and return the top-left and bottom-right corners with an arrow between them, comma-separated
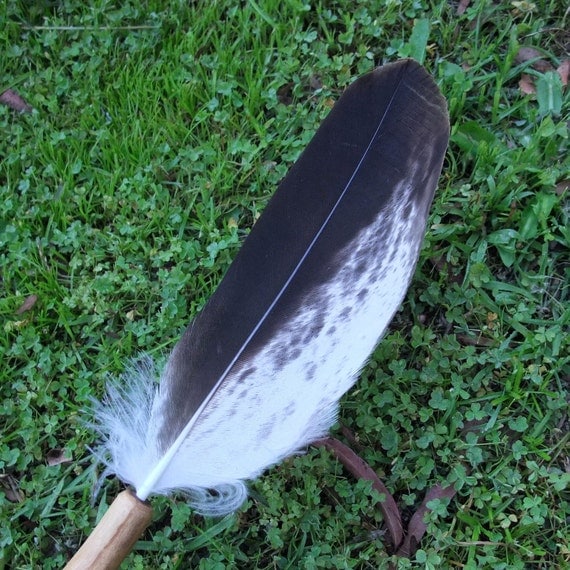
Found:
91,355 -> 335,516
92,356 -> 249,516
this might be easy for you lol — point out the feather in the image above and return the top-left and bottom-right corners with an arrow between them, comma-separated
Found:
92,59 -> 449,517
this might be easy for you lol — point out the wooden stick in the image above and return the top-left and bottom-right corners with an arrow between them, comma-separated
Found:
65,490 -> 152,570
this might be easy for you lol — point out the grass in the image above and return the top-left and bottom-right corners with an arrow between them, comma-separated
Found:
1,0 -> 568,568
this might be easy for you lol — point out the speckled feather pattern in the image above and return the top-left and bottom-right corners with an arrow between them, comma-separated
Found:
93,59 -> 449,516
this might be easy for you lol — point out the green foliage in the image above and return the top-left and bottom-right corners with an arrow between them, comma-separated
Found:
1,0 -> 568,568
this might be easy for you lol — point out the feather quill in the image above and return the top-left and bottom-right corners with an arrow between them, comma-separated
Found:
92,59 -> 449,518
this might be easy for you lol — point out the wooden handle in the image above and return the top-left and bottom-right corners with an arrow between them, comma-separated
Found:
65,490 -> 153,570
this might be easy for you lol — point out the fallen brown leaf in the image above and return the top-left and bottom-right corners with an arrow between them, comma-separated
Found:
516,46 -> 541,62
557,59 -> 570,87
16,294 -> 38,315
340,423 -> 362,450
395,484 -> 457,558
456,0 -> 471,15
515,47 -> 553,72
555,179 -> 570,196
0,89 -> 33,112
313,406 -> 491,563
46,448 -> 73,466
314,437 -> 404,549
0,473 -> 24,503
277,83 -> 294,105
309,74 -> 323,91
456,333 -> 495,347
519,74 -> 536,95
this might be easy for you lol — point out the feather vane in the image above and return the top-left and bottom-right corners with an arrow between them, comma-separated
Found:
93,59 -> 450,516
